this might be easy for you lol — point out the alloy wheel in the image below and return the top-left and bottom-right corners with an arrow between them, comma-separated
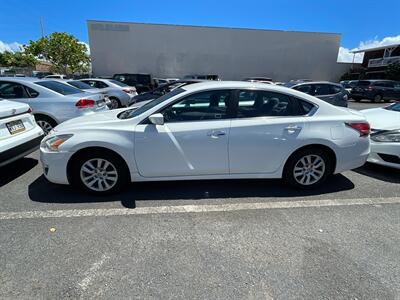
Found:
37,120 -> 53,135
108,99 -> 120,109
293,154 -> 326,186
80,158 -> 119,192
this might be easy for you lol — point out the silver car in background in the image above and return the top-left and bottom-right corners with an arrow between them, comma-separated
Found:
287,81 -> 348,107
0,78 -> 108,134
79,78 -> 137,108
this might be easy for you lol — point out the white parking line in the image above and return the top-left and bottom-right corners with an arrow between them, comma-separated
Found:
0,197 -> 399,221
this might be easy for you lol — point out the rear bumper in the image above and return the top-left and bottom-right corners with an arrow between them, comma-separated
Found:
334,138 -> 370,173
0,134 -> 44,167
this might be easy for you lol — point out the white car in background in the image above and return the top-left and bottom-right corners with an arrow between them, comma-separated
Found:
0,99 -> 43,167
362,102 -> 400,169
79,78 -> 137,108
0,78 -> 108,134
40,81 -> 370,195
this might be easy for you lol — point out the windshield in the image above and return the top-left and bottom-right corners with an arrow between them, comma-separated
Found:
35,81 -> 82,95
384,102 -> 400,112
108,79 -> 128,87
119,88 -> 185,119
67,80 -> 93,90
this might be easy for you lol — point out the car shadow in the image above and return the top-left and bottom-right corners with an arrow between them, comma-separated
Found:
353,163 -> 400,184
29,173 -> 355,208
0,158 -> 38,187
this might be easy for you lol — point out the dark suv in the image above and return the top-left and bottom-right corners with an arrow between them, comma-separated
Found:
351,80 -> 400,102
113,73 -> 155,94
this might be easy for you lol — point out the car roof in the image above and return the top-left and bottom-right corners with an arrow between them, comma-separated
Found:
291,81 -> 342,86
0,77 -> 42,83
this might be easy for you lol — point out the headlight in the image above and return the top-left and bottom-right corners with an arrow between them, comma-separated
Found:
371,130 -> 400,143
41,134 -> 73,151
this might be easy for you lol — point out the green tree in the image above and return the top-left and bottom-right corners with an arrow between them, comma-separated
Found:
386,62 -> 400,81
0,51 -> 36,68
24,32 -> 90,75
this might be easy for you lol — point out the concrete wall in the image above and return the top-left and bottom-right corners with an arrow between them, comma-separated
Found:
88,21 -> 345,81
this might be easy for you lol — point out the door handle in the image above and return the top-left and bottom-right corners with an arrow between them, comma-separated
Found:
285,125 -> 302,134
207,130 -> 226,138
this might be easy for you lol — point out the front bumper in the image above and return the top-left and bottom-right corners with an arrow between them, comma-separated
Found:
40,149 -> 73,184
368,141 -> 400,169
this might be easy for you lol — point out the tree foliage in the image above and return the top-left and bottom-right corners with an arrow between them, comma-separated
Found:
0,51 -> 37,68
24,32 -> 90,75
386,62 -> 400,81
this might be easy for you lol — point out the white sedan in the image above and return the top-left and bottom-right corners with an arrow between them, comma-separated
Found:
362,102 -> 400,169
0,99 -> 44,167
40,81 -> 370,194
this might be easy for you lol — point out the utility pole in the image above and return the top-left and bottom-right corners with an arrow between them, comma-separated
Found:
40,17 -> 44,38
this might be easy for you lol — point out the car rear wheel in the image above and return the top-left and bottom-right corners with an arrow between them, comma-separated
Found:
108,97 -> 121,109
70,150 -> 129,195
373,94 -> 382,103
283,148 -> 332,189
36,115 -> 57,135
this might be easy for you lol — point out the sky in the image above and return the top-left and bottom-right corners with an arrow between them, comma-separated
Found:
0,0 -> 399,62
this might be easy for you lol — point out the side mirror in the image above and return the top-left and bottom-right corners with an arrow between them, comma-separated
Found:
148,113 -> 164,125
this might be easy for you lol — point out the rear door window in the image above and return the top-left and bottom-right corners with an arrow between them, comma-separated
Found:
0,81 -> 31,98
293,84 -> 314,95
35,81 -> 82,95
314,84 -> 332,96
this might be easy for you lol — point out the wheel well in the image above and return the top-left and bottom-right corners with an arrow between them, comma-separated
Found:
66,147 -> 131,183
34,113 -> 57,124
284,144 -> 337,174
108,96 -> 121,104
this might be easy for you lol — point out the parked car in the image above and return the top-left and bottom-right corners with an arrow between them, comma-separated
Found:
287,81 -> 348,107
40,81 -> 370,195
340,80 -> 358,93
131,80 -> 203,103
0,99 -> 44,167
44,74 -> 68,79
0,78 -> 108,134
243,77 -> 273,84
351,80 -> 400,103
79,78 -> 136,108
112,73 -> 154,94
362,102 -> 400,169
183,74 -> 220,81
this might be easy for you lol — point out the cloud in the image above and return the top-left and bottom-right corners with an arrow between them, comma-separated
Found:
338,34 -> 400,63
0,41 -> 22,53
79,42 -> 90,55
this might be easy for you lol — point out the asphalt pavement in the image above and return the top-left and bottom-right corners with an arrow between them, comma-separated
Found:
0,99 -> 399,299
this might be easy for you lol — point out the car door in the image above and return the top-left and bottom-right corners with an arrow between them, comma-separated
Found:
229,90 -> 306,174
313,84 -> 336,105
393,81 -> 400,100
134,90 -> 233,177
383,81 -> 396,100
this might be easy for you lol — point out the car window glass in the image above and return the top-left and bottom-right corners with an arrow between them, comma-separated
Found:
236,90 -> 299,118
0,82 -> 30,98
25,86 -> 39,98
314,84 -> 332,96
68,80 -> 92,90
330,85 -> 342,94
93,81 -> 108,88
162,90 -> 231,122
294,84 -> 313,95
35,81 -> 81,95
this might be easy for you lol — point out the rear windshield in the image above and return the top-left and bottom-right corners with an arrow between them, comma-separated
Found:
357,81 -> 371,86
118,88 -> 185,119
108,79 -> 128,87
35,81 -> 82,95
67,80 -> 93,90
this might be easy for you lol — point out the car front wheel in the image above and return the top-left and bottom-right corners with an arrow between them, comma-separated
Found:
283,148 -> 332,189
70,150 -> 129,195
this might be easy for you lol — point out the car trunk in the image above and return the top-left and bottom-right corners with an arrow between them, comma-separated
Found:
0,100 -> 29,118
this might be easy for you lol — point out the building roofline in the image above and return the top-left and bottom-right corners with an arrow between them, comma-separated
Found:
86,20 -> 341,36
351,44 -> 400,53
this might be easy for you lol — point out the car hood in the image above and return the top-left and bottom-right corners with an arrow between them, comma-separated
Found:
52,108 -> 133,132
361,107 -> 400,130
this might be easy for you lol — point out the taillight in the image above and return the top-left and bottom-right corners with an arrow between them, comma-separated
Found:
367,86 -> 374,91
122,88 -> 133,94
346,122 -> 370,137
75,99 -> 95,109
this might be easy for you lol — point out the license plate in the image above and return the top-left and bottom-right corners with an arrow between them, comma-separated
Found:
6,120 -> 25,135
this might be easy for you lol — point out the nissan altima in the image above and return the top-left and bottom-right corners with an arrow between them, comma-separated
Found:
40,81 -> 370,195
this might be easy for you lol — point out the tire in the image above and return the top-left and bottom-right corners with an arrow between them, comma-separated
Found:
35,115 -> 57,135
108,97 -> 121,109
283,147 -> 333,189
373,94 -> 382,103
70,150 -> 129,195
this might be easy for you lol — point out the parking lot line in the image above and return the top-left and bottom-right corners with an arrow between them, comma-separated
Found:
0,197 -> 399,221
